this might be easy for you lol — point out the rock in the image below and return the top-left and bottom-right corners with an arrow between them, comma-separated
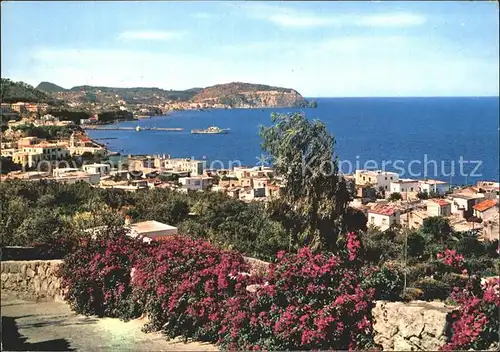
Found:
37,264 -> 47,276
373,300 -> 454,351
246,284 -> 260,293
26,268 -> 36,277
2,264 -> 10,274
20,264 -> 28,276
40,280 -> 49,294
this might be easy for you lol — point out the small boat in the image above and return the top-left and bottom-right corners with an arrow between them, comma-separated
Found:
135,126 -> 141,131
191,126 -> 229,134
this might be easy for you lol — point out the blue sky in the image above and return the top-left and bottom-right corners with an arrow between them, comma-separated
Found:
1,1 -> 498,97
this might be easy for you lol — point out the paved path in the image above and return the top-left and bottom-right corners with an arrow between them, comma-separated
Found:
1,293 -> 217,351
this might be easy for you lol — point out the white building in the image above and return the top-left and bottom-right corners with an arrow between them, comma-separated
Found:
21,143 -> 70,161
427,199 -> 452,217
448,193 -> 484,218
367,205 -> 400,231
390,179 -> 420,193
419,179 -> 450,194
355,170 -> 399,191
83,163 -> 111,177
155,156 -> 205,176
51,170 -> 100,185
178,176 -> 213,191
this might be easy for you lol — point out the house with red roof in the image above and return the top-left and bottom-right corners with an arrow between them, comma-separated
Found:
427,199 -> 452,217
473,200 -> 499,221
367,205 -> 400,231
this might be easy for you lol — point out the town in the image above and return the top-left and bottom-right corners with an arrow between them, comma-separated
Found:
2,114 -> 499,242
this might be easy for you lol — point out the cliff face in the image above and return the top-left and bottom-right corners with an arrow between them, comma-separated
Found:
190,82 -> 307,108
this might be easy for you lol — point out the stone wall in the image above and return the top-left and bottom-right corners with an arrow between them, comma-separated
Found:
1,260 -> 63,301
372,300 -> 454,351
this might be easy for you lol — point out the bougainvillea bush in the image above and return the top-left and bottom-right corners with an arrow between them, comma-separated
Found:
60,231 -> 379,350
131,236 -> 253,342
59,231 -> 153,320
442,278 -> 499,350
218,232 -> 377,351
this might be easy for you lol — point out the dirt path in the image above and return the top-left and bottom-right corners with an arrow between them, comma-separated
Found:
1,293 -> 217,351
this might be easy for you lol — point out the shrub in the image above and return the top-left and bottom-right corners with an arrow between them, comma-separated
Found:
440,273 -> 469,294
218,233 -> 378,351
388,192 -> 402,201
59,231 -> 378,350
442,278 -> 499,350
413,278 -> 450,301
465,257 -> 496,277
437,249 -> 465,272
401,288 -> 423,301
131,236 -> 251,342
361,264 -> 404,301
59,231 -> 152,320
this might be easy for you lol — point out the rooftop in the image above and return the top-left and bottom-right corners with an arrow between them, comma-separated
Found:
420,179 -> 448,185
473,199 -> 498,212
393,178 -> 418,184
368,205 -> 398,216
130,220 -> 177,234
357,169 -> 399,176
450,193 -> 485,200
84,163 -> 110,168
431,199 -> 451,207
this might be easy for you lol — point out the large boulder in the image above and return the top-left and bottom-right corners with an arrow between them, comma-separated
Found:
372,300 -> 455,351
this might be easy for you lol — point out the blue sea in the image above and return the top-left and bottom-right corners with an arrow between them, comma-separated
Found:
87,97 -> 500,185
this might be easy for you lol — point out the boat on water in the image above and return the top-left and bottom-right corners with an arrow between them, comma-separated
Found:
135,126 -> 141,131
191,126 -> 229,134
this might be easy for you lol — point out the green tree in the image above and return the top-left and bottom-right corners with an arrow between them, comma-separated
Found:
406,232 -> 426,260
0,157 -> 22,174
130,189 -> 189,225
260,112 -> 352,252
388,192 -> 402,202
420,216 -> 453,245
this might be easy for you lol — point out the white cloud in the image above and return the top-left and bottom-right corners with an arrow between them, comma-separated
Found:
268,14 -> 339,28
118,30 -> 185,41
238,3 -> 425,29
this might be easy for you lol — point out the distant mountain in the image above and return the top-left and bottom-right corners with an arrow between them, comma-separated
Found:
190,82 -> 308,108
65,85 -> 201,104
36,81 -> 67,93
32,81 -> 309,108
1,78 -> 56,104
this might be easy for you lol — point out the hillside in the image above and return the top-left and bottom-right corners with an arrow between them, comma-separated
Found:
67,85 -> 201,104
36,81 -> 67,93
190,82 -> 308,108
1,78 -> 56,104
32,81 -> 310,108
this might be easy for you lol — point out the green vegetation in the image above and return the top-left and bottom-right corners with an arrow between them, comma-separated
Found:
0,181 -> 287,261
361,216 -> 499,300
47,109 -> 91,125
260,112 -> 352,252
11,124 -> 75,139
68,85 -> 201,103
0,157 -> 22,174
1,78 -> 56,104
388,192 -> 402,201
98,110 -> 134,123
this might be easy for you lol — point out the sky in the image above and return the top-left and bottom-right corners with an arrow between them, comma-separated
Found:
1,1 -> 499,97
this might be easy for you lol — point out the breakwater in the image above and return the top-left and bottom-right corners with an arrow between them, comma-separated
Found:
83,126 -> 183,131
